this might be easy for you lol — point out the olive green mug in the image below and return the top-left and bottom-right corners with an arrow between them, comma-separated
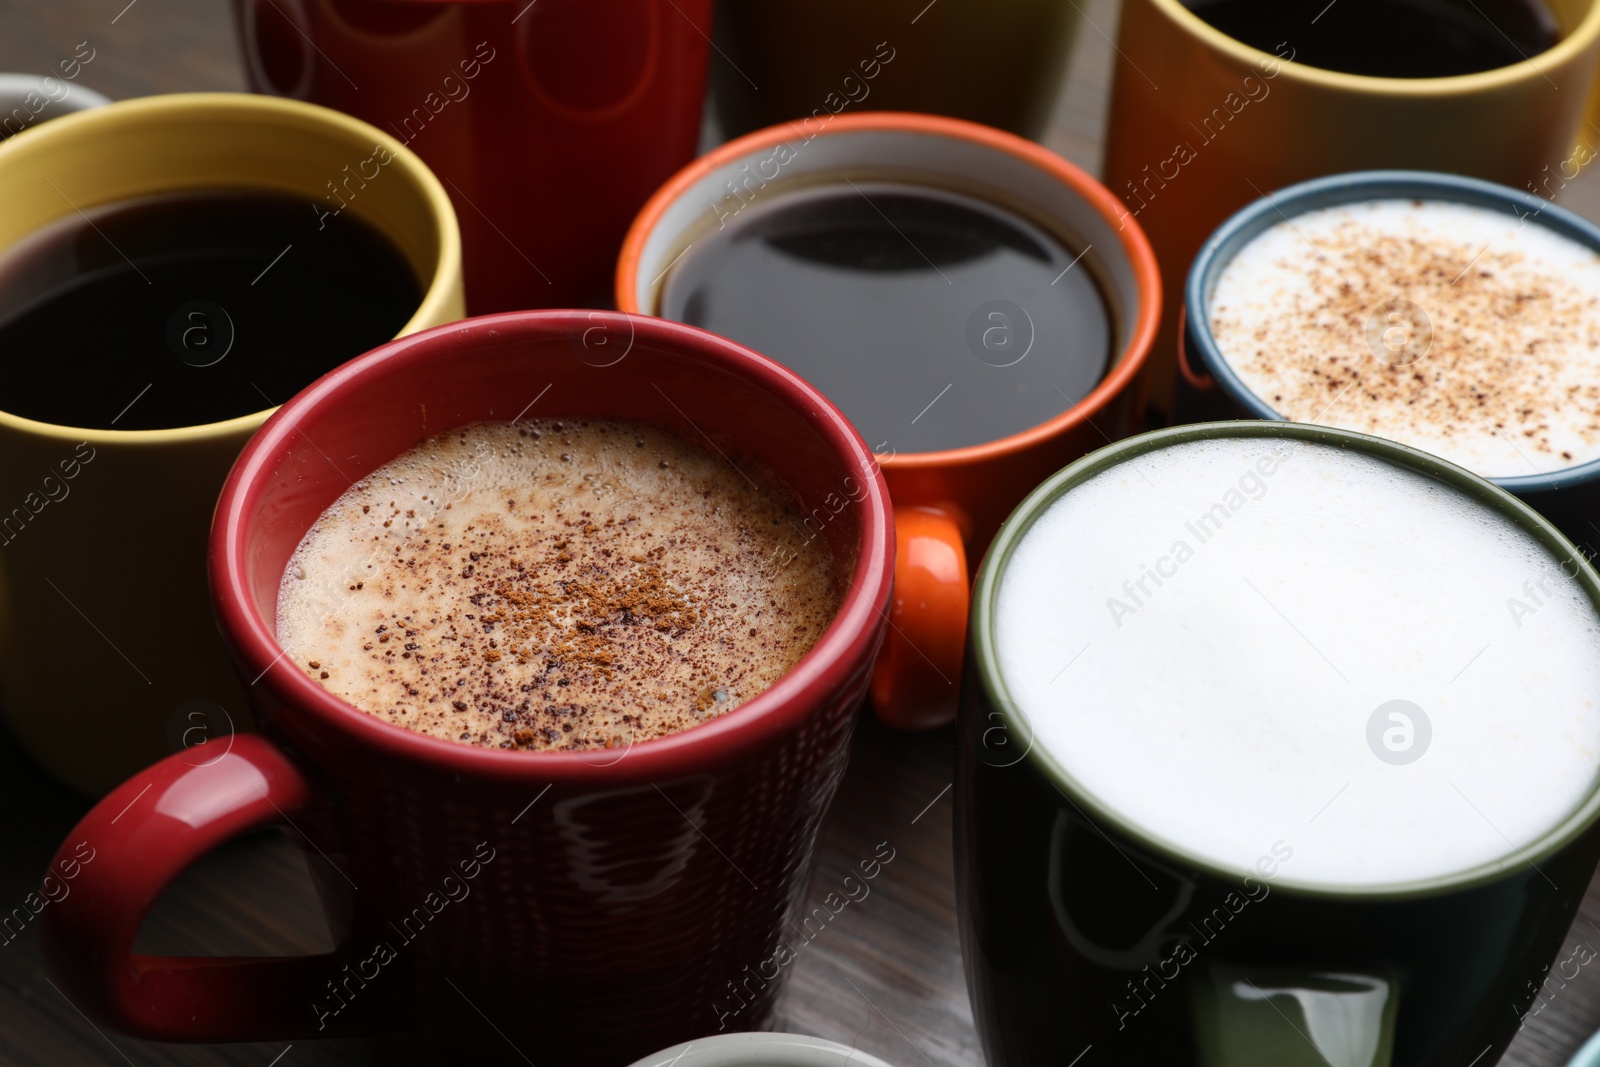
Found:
957,421 -> 1600,1066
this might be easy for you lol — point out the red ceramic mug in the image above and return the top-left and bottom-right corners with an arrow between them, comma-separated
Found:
231,0 -> 713,313
37,311 -> 893,1065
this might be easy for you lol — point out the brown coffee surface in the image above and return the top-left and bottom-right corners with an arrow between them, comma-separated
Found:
277,419 -> 839,750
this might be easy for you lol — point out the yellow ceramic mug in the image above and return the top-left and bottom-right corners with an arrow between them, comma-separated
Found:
1103,0 -> 1600,414
0,93 -> 463,795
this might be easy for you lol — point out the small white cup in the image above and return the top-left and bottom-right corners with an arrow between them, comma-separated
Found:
626,1033 -> 898,1067
0,73 -> 110,139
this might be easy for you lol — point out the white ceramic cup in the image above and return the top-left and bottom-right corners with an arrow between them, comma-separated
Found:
0,73 -> 110,138
626,1033 -> 899,1067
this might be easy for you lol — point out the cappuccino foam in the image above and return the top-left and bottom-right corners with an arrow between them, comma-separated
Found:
278,420 -> 839,751
995,437 -> 1600,887
1210,199 -> 1600,478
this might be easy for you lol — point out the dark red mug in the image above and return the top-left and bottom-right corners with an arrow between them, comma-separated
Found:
37,311 -> 894,1065
231,0 -> 713,313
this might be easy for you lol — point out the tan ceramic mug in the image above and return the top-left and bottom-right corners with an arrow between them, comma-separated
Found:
0,93 -> 462,795
1103,0 -> 1600,413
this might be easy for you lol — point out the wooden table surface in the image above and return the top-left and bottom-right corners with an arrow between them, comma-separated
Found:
4,2 -> 1600,1065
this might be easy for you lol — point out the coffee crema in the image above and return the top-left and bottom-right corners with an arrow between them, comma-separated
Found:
1209,199 -> 1600,478
277,419 -> 839,751
995,437 -> 1600,887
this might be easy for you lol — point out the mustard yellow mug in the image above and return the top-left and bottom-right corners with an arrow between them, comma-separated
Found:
1103,0 -> 1600,414
0,93 -> 463,794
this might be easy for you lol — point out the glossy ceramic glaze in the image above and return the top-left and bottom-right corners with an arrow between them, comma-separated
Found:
231,0 -> 712,313
957,421 -> 1600,1067
37,311 -> 895,1066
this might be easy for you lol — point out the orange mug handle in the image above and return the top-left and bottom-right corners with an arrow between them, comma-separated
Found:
1176,305 -> 1215,392
870,505 -> 968,730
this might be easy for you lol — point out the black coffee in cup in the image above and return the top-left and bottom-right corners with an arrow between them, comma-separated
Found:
658,180 -> 1112,454
0,189 -> 419,430
1186,0 -> 1560,78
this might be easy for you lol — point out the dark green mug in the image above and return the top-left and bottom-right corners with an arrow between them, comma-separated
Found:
956,420 -> 1600,1067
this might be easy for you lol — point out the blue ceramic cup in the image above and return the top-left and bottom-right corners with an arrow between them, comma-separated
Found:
1179,170 -> 1600,557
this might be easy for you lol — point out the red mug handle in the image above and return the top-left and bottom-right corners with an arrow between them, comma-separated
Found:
38,735 -> 389,1041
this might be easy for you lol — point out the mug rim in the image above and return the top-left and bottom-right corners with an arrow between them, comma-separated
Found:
0,91 -> 462,446
615,110 -> 1162,473
624,1033 -> 897,1067
1147,0 -> 1600,95
0,72 -> 111,113
968,419 -> 1600,899
1568,1028 -> 1600,1067
1184,168 -> 1600,495
211,309 -> 895,785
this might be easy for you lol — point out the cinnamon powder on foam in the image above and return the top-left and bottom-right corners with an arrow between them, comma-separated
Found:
1210,199 -> 1600,479
276,419 -> 840,751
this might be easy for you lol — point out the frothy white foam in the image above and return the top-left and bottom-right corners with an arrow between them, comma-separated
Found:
276,420 -> 838,750
1211,199 -> 1600,479
995,437 -> 1600,888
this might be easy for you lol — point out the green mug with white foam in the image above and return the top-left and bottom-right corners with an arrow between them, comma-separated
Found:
957,420 -> 1600,1066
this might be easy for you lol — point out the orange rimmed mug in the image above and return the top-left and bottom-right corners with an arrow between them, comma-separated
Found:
616,112 -> 1160,730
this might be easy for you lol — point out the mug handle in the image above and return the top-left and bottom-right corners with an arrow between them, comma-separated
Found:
38,735 -> 391,1041
1176,306 -> 1216,392
870,505 -> 968,730
1583,59 -> 1600,163
1190,963 -> 1397,1067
